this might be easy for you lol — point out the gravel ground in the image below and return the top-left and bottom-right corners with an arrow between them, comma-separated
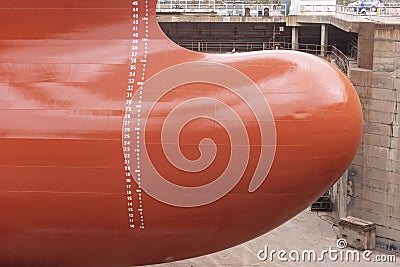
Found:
147,209 -> 399,267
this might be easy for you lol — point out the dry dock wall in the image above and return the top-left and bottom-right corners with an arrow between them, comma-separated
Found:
349,24 -> 400,253
158,14 -> 400,253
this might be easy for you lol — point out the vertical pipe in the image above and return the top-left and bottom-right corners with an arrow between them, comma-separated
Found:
321,24 -> 329,57
291,26 -> 299,50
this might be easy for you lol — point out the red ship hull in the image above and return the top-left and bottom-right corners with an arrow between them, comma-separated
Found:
0,1 -> 362,266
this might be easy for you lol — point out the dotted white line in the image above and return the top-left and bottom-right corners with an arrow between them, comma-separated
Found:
135,0 -> 149,231
123,0 -> 142,231
122,0 -> 150,232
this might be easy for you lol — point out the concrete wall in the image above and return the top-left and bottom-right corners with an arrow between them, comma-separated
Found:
348,24 -> 400,253
357,23 -> 375,70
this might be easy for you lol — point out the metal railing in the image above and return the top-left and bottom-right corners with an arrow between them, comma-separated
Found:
336,4 -> 400,16
177,40 -> 350,74
330,46 -> 350,75
263,42 -> 350,74
177,41 -> 265,53
156,1 -> 288,16
292,4 -> 337,15
157,0 -> 400,17
291,3 -> 400,17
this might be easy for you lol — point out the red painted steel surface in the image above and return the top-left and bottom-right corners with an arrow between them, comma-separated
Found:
0,0 -> 362,266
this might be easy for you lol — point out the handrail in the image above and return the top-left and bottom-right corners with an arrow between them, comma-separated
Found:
157,0 -> 400,18
176,40 -> 350,74
156,1 -> 288,16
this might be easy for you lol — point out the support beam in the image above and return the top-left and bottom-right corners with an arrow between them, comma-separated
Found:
321,24 -> 329,57
337,170 -> 348,219
357,23 -> 375,70
291,26 -> 298,50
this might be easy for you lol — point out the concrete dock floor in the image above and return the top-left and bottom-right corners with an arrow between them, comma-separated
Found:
151,209 -> 399,267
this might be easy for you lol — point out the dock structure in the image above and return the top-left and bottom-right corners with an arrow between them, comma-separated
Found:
157,4 -> 400,254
